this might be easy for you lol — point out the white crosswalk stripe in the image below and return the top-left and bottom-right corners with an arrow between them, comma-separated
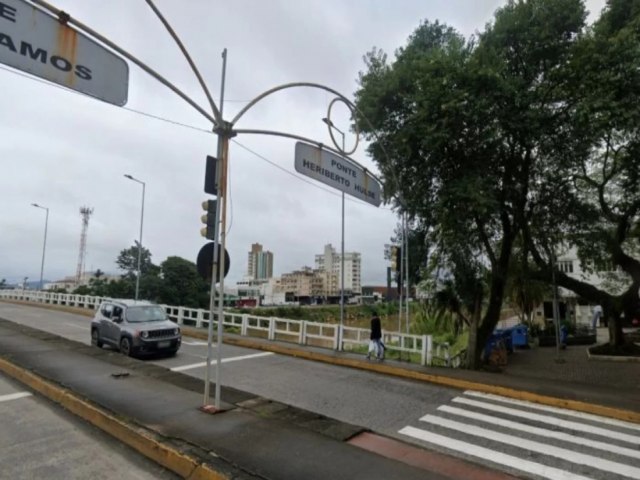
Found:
452,396 -> 640,444
464,390 -> 640,433
398,391 -> 640,480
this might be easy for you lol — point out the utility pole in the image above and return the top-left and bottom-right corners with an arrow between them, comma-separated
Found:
31,203 -> 49,290
204,48 -> 228,409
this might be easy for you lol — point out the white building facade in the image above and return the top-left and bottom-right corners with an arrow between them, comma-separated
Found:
314,244 -> 362,296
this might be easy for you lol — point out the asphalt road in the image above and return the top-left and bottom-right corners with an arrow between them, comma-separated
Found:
2,303 -> 639,480
0,371 -> 179,480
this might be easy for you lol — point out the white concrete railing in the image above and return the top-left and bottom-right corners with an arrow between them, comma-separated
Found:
0,290 -> 450,367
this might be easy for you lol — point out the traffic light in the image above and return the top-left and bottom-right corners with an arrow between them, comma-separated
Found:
204,155 -> 218,195
200,199 -> 217,240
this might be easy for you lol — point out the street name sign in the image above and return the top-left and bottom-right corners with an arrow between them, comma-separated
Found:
294,142 -> 382,207
0,0 -> 128,105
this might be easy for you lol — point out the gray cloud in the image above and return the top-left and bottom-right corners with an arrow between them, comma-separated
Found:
1,0 -> 605,286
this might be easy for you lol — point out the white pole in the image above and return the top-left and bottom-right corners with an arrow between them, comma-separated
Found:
340,132 -> 345,351
123,175 -> 145,302
214,48 -> 228,410
32,204 -> 49,290
404,213 -> 409,334
204,48 -> 228,408
135,182 -> 145,301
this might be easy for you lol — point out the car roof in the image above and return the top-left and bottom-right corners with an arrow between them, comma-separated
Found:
102,299 -> 156,307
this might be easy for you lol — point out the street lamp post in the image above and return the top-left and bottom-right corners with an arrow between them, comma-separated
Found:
31,203 -> 49,290
322,117 -> 346,350
124,174 -> 146,302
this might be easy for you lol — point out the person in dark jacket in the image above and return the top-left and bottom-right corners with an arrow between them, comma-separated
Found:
367,313 -> 384,360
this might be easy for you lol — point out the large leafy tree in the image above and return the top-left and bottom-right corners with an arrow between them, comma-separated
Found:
522,0 -> 640,346
159,256 -> 209,309
116,241 -> 158,279
355,1 -> 586,367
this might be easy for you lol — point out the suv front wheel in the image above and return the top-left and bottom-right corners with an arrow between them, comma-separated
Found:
91,328 -> 103,348
120,337 -> 133,357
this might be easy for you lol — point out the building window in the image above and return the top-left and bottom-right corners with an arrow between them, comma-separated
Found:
558,261 -> 573,273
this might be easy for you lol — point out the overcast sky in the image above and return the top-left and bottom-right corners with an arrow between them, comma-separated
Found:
0,0 -> 607,286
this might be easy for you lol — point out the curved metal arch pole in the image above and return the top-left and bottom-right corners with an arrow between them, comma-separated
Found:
233,128 -> 384,187
30,0 -> 218,126
231,82 -> 404,209
231,82 -> 354,126
143,0 -> 222,124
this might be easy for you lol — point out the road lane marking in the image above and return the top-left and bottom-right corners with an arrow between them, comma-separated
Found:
453,396 -> 640,445
170,352 -> 274,372
418,414 -> 640,479
64,323 -> 88,330
399,426 -> 593,480
181,340 -> 210,346
464,390 -> 640,432
438,405 -> 640,460
0,392 -> 32,402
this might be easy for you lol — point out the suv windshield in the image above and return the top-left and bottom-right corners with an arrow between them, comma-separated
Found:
125,306 -> 167,323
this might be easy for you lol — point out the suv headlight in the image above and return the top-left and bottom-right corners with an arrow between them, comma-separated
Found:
173,328 -> 180,336
141,331 -> 149,339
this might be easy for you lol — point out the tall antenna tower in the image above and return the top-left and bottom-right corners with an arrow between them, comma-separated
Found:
76,206 -> 94,285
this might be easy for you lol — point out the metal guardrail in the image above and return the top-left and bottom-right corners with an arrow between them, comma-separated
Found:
0,290 -> 458,367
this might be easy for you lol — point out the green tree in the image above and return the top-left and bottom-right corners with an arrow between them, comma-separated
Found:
505,241 -> 551,327
116,242 -> 157,279
0,278 -> 6,290
73,285 -> 92,295
521,0 -> 640,346
159,256 -> 209,308
106,277 -> 134,298
355,1 -> 586,367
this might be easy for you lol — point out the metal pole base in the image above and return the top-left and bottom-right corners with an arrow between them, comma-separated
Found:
199,405 -> 226,415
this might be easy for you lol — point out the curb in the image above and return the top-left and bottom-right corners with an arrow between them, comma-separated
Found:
587,345 -> 640,363
0,356 -> 231,480
4,299 -> 640,425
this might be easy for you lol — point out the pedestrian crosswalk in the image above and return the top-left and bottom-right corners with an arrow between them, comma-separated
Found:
398,391 -> 640,480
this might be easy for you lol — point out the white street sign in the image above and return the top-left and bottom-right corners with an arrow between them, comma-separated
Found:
0,0 -> 128,105
294,142 -> 382,207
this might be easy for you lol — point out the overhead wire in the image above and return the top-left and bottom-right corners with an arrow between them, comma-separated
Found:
0,64 -> 392,211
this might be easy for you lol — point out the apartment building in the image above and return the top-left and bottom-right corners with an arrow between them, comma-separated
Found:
314,243 -> 362,296
247,243 -> 273,280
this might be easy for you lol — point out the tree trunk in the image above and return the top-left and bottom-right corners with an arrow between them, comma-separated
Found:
609,316 -> 625,346
465,292 -> 482,369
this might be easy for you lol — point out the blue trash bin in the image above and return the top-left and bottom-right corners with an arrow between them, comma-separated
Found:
484,332 -> 502,359
560,325 -> 568,347
496,328 -> 514,353
511,324 -> 529,348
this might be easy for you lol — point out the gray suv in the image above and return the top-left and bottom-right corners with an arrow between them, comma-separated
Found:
91,300 -> 181,357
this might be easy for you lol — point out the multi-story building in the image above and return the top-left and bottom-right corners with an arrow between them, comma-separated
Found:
247,243 -> 273,280
279,267 -> 327,301
525,246 -> 633,327
314,244 -> 361,296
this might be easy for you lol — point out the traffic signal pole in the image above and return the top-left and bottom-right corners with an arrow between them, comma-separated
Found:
203,48 -> 227,409
214,49 -> 229,410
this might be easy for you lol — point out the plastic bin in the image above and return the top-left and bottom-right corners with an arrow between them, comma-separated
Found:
511,324 -> 529,348
495,328 -> 514,353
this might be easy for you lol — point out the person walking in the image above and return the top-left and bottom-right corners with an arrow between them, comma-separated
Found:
367,312 -> 384,360
592,305 -> 602,330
